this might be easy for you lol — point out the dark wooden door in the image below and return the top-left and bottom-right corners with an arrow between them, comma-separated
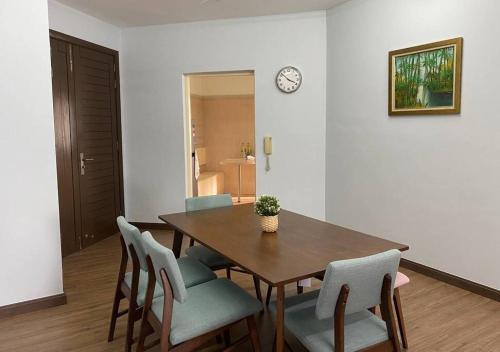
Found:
50,32 -> 123,255
73,46 -> 121,248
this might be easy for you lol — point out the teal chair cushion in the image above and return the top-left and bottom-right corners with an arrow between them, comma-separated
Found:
177,256 -> 217,287
124,257 -> 215,305
185,194 -> 232,212
269,290 -> 389,352
185,245 -> 232,268
124,270 -> 163,306
151,278 -> 262,345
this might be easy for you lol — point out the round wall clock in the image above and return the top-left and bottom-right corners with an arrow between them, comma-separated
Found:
276,66 -> 302,93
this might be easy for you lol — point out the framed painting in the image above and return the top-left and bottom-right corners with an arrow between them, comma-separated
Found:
389,37 -> 463,116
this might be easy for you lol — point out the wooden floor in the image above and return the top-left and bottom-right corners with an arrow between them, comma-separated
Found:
0,229 -> 499,352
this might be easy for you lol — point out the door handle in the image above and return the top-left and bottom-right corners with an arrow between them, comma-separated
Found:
80,153 -> 94,175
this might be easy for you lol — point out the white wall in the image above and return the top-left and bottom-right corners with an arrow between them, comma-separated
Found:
121,12 -> 326,222
0,1 -> 64,306
47,0 -> 121,51
326,0 -> 500,289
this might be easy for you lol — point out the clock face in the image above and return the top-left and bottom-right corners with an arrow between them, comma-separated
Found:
276,66 -> 302,93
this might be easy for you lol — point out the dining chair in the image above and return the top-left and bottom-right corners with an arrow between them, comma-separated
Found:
282,270 -> 410,349
136,232 -> 263,352
185,194 -> 264,302
185,194 -> 234,273
108,217 -> 217,352
270,249 -> 402,352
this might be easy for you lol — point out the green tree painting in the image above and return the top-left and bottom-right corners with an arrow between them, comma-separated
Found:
394,46 -> 455,109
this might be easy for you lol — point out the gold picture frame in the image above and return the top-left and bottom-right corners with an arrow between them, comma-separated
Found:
389,37 -> 463,116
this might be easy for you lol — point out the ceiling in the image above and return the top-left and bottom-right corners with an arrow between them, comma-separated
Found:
55,0 -> 347,27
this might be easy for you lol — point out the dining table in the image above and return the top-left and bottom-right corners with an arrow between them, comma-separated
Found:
159,203 -> 409,352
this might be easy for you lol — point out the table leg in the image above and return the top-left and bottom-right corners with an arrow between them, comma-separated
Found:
275,284 -> 285,352
172,229 -> 183,258
238,164 -> 242,203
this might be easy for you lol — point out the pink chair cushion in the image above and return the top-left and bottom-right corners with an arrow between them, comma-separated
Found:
395,271 -> 410,288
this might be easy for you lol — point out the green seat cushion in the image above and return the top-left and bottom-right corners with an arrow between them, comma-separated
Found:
124,270 -> 163,306
177,256 -> 217,287
185,245 -> 232,268
152,278 -> 262,345
269,290 -> 389,352
124,257 -> 216,305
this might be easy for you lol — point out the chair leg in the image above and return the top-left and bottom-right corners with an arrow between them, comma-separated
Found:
393,288 -> 409,349
253,276 -> 263,302
247,315 -> 261,352
296,281 -> 303,294
271,330 -> 292,352
108,288 -> 124,342
272,331 -> 276,352
216,334 -> 223,344
125,301 -> 137,352
226,267 -> 232,280
223,329 -> 231,347
265,285 -> 272,306
136,316 -> 153,352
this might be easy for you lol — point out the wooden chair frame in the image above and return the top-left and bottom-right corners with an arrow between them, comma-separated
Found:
136,255 -> 261,352
392,288 -> 408,349
277,274 -> 401,352
108,235 -> 143,352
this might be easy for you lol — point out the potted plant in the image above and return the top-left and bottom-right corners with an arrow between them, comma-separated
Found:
255,195 -> 280,232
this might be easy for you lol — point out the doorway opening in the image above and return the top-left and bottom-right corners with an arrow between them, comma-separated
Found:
183,71 -> 256,205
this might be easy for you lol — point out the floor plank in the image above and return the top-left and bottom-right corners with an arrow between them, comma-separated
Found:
0,230 -> 498,351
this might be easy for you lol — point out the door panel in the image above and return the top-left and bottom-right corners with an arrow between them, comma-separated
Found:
73,46 -> 121,247
50,32 -> 123,254
51,38 -> 78,257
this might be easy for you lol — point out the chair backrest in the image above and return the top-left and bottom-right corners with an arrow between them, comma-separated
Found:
316,249 -> 401,319
116,216 -> 148,271
141,231 -> 188,303
185,194 -> 232,212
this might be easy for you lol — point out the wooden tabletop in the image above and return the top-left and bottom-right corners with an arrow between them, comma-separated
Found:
159,204 -> 409,286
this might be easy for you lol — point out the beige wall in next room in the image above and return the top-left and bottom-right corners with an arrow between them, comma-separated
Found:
203,95 -> 256,196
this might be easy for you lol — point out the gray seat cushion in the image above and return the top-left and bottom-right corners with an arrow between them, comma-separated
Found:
185,245 -> 232,268
151,278 -> 262,345
124,257 -> 216,305
269,290 -> 389,352
177,256 -> 217,287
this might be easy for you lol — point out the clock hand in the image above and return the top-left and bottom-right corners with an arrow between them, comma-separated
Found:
280,73 -> 297,84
